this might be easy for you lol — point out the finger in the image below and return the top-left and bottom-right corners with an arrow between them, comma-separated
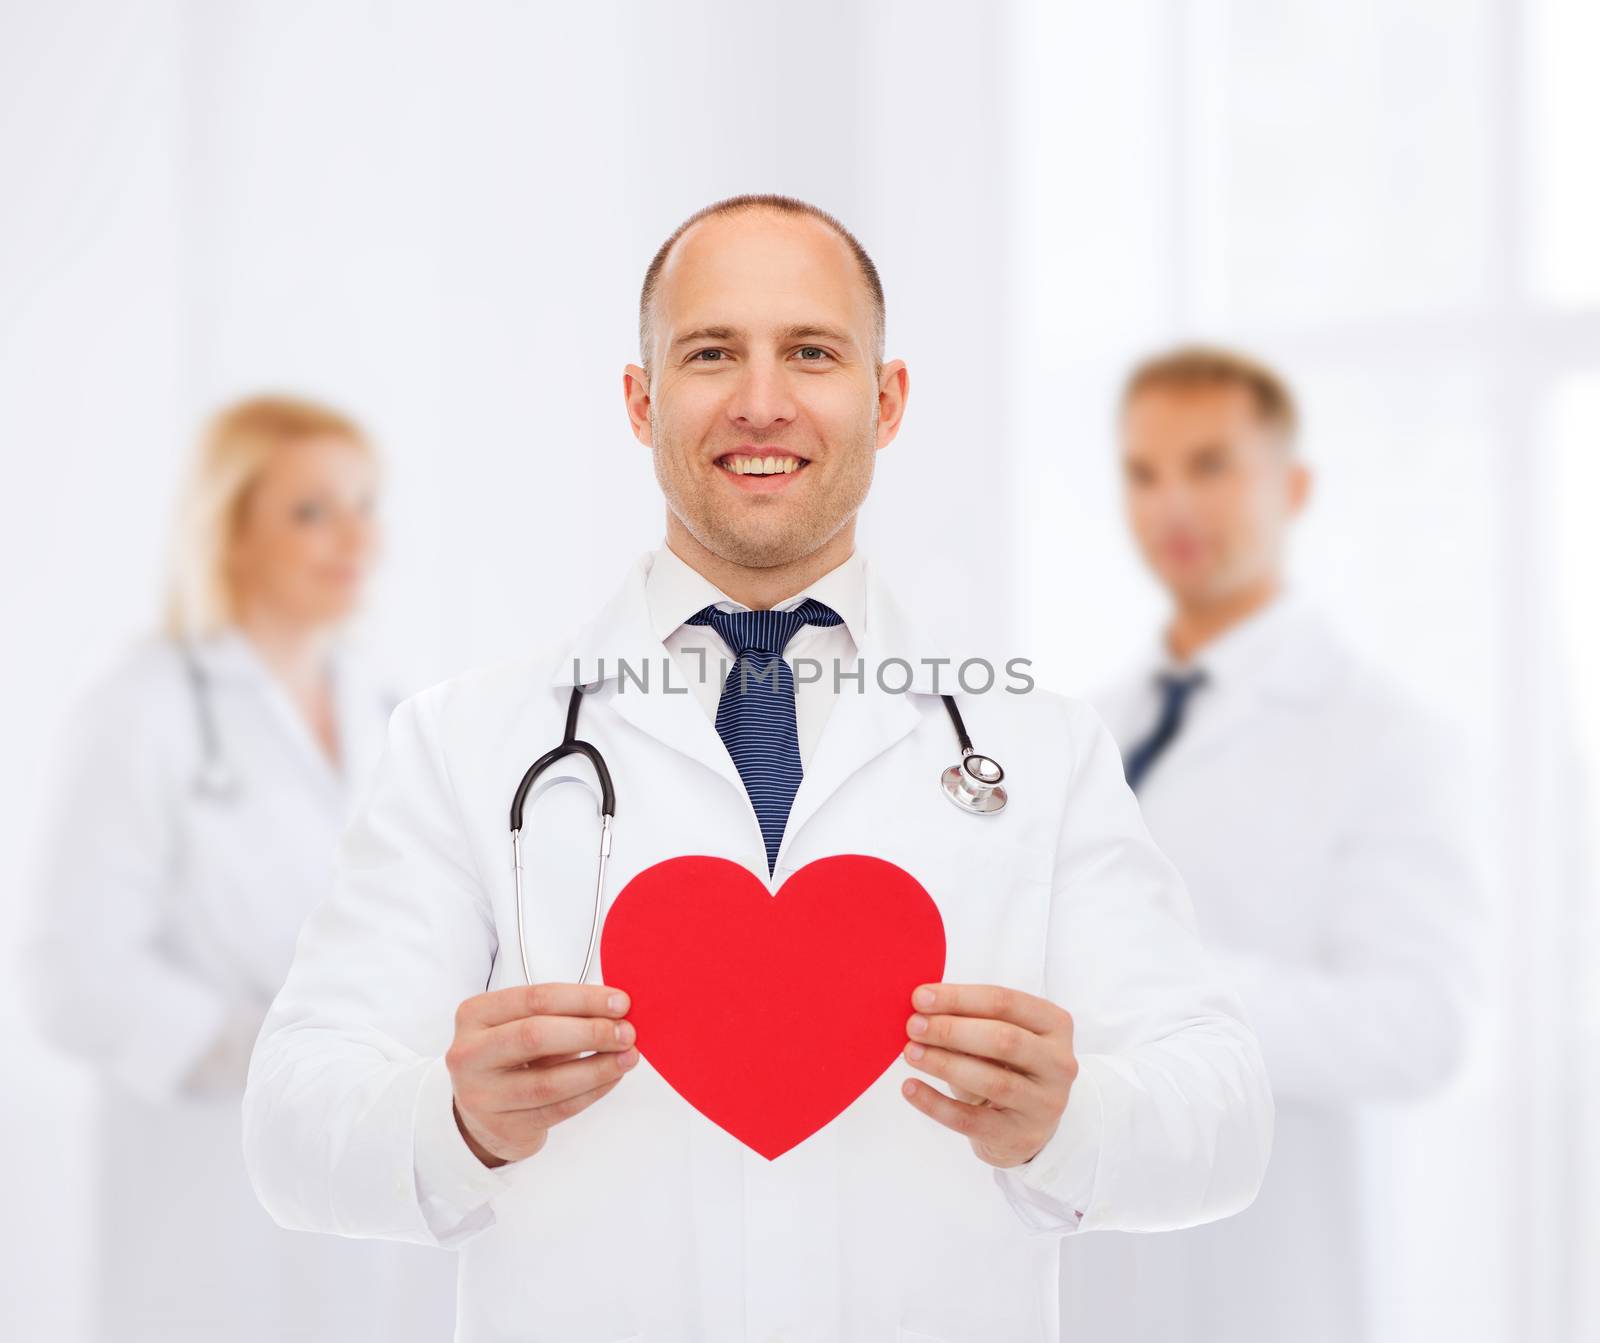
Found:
900,1075 -> 1005,1141
529,1075 -> 626,1127
489,1048 -> 640,1113
459,983 -> 630,1030
506,1050 -> 582,1073
910,983 -> 1065,1035
907,1011 -> 1052,1079
476,1013 -> 636,1069
903,1042 -> 1037,1112
495,1075 -> 625,1141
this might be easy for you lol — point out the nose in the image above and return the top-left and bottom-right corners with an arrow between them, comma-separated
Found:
1145,477 -> 1196,524
726,354 -> 797,432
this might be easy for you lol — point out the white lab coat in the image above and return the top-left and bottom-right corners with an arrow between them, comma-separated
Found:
243,552 -> 1275,1343
1064,594 -> 1480,1343
25,630 -> 457,1343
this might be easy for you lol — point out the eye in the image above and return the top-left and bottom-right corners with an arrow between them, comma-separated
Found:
689,348 -> 727,362
291,500 -> 326,525
795,346 -> 832,362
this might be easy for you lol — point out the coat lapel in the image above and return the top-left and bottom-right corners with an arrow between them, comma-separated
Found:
1161,677 -> 1258,769
552,554 -> 745,797
776,563 -> 945,862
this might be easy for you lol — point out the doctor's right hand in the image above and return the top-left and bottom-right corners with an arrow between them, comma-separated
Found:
446,983 -> 639,1168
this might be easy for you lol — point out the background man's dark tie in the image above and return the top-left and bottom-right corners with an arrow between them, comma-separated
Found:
1122,670 -> 1208,793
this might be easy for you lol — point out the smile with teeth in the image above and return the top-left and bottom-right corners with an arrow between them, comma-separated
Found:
718,455 -> 807,476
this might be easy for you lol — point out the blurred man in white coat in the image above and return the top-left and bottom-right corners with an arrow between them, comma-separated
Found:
1063,347 -> 1481,1343
242,198 -> 1273,1342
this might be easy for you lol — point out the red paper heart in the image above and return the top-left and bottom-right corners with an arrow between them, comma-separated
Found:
600,854 -> 946,1160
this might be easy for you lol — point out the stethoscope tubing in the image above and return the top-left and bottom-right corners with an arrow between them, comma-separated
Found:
510,685 -> 617,986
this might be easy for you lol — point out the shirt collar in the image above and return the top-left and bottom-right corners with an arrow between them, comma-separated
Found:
184,626 -> 272,684
557,549 -> 951,693
644,543 -> 868,648
1154,588 -> 1308,688
184,624 -> 354,688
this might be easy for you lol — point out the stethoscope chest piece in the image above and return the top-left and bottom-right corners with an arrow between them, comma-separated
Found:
941,751 -> 1008,815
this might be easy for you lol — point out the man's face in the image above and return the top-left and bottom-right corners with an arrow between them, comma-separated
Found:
624,211 -> 906,569
1121,383 -> 1309,606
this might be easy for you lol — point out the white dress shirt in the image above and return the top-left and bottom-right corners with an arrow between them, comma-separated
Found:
647,542 -> 865,768
1151,588 -> 1304,689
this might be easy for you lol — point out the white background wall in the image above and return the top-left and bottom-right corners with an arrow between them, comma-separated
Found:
2,2 -> 1594,1339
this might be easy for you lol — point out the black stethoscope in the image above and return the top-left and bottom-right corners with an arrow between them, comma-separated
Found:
506,686 -> 1006,987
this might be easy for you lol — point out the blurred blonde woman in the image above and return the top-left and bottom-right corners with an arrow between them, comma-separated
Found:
26,396 -> 456,1342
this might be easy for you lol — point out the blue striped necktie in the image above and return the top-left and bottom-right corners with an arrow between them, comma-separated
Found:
686,599 -> 843,874
1122,670 -> 1208,793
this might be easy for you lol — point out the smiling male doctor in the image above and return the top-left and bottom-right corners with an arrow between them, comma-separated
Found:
244,194 -> 1273,1343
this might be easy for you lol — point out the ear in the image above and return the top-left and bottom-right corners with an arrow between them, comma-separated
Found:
1286,460 -> 1313,516
623,364 -> 653,447
875,359 -> 910,451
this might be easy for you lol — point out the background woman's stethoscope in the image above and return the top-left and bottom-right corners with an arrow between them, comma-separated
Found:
178,640 -> 394,802
507,685 -> 1006,987
181,642 -> 244,800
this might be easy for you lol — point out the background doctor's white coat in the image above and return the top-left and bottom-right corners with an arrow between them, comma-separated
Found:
1,2 -> 1596,1341
1070,599 -> 1484,1343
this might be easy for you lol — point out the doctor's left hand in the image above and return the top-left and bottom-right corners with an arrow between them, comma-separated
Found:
900,983 -> 1078,1169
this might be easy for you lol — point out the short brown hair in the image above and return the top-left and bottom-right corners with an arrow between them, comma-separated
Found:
638,193 -> 885,372
1122,345 -> 1299,448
